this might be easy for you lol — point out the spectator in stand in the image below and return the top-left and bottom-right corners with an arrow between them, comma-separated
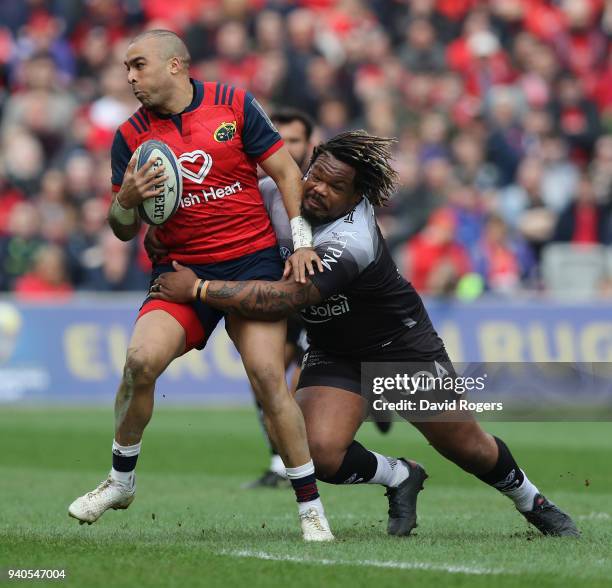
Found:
0,1 -> 610,297
215,21 -> 261,91
77,228 -> 149,292
589,134 -> 612,204
451,131 -> 498,190
472,213 -> 535,294
447,184 -> 487,255
317,97 -> 350,140
553,0 -> 607,86
66,197 -> 108,287
399,17 -> 446,73
63,150 -> 96,204
182,4 -> 222,63
0,172 -> 25,237
485,86 -> 526,186
418,112 -> 450,162
14,244 -> 73,301
549,73 -> 601,163
282,9 -> 321,114
402,208 -> 472,296
538,133 -> 580,213
553,173 -> 612,245
0,202 -> 44,291
2,52 -> 77,159
500,157 -> 557,259
84,62 -> 139,152
35,168 -> 76,245
2,127 -> 45,196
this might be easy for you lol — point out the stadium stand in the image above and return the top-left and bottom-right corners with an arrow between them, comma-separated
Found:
0,0 -> 611,300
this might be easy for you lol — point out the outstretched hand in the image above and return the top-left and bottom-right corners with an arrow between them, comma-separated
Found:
283,247 -> 324,283
149,260 -> 198,303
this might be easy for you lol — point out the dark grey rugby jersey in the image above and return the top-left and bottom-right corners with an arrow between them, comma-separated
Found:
260,180 -> 443,358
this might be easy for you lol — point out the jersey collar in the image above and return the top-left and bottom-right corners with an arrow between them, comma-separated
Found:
152,79 -> 204,119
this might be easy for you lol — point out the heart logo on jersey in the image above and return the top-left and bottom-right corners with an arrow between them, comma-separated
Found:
177,150 -> 213,184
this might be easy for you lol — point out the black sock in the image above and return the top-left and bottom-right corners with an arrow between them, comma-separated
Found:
290,474 -> 320,502
320,441 -> 378,485
476,436 -> 524,491
112,448 -> 139,472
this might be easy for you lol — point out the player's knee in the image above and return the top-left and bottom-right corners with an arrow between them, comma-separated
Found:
123,348 -> 161,389
249,363 -> 287,404
308,437 -> 344,479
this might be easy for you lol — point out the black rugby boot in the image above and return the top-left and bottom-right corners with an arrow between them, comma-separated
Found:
385,459 -> 428,536
522,494 -> 580,537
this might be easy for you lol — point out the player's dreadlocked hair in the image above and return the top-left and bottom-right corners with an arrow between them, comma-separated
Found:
309,130 -> 398,206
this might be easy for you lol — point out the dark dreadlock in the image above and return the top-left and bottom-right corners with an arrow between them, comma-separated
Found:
309,130 -> 398,206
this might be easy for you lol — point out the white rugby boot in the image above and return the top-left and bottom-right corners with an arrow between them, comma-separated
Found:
68,474 -> 135,524
299,506 -> 335,542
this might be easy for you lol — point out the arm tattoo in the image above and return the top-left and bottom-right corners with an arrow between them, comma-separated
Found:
206,279 -> 322,320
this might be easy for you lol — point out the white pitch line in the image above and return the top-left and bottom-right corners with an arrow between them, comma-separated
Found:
576,512 -> 611,520
218,549 -> 508,576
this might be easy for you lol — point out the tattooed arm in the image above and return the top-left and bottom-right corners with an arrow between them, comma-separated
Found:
150,260 -> 322,320
205,279 -> 322,320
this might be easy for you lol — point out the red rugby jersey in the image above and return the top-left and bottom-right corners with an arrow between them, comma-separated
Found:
111,79 -> 283,264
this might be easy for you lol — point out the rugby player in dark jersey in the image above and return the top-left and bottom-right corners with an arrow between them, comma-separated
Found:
244,110 -> 393,488
151,131 -> 579,538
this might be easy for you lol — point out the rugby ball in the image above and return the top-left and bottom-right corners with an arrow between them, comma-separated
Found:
135,139 -> 182,225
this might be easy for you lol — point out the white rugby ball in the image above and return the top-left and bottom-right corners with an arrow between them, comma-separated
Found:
135,139 -> 182,225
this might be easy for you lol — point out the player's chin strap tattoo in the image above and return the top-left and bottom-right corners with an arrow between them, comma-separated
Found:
197,279 -> 322,321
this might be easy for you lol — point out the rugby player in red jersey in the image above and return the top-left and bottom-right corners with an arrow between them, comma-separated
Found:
67,30 -> 333,541
151,131 -> 579,539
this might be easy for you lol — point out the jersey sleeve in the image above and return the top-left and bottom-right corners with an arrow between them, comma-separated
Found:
111,129 -> 133,193
242,92 -> 283,162
258,176 -> 276,216
309,240 -> 372,299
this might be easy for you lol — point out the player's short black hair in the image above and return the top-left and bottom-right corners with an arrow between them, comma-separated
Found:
309,130 -> 398,206
270,108 -> 314,141
130,29 -> 191,67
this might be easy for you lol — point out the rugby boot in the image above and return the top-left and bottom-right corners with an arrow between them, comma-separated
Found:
385,459 -> 428,536
521,494 -> 580,537
68,474 -> 135,524
299,506 -> 335,542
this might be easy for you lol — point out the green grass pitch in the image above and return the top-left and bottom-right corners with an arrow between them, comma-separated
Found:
1,407 -> 610,588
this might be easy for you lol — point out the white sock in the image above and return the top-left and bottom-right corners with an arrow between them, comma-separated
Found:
501,470 -> 539,512
297,496 -> 325,517
285,460 -> 324,516
369,453 -> 410,487
110,440 -> 141,485
269,454 -> 287,478
285,460 -> 315,480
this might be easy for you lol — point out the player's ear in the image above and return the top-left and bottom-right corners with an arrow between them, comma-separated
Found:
168,56 -> 181,75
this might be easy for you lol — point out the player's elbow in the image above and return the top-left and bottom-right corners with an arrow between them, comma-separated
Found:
108,218 -> 138,242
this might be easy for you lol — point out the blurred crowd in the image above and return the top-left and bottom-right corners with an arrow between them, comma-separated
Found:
1,0 -> 612,301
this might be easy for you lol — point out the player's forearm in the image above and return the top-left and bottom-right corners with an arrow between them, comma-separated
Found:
275,167 -> 304,220
108,193 -> 141,241
205,279 -> 318,320
260,147 -> 304,219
